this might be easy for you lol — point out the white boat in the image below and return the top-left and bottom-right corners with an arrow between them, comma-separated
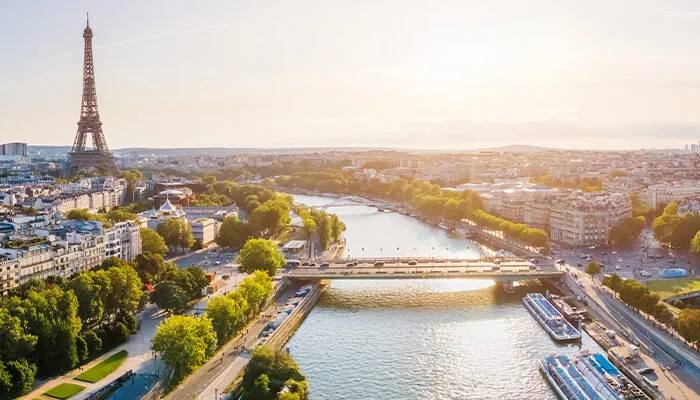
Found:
540,350 -> 650,400
523,293 -> 581,341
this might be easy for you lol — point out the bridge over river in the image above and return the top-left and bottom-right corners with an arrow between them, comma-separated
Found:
286,259 -> 562,292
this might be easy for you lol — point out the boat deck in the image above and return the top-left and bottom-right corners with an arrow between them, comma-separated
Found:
541,351 -> 650,400
523,293 -> 581,341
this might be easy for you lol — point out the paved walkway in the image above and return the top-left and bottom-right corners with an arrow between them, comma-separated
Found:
165,284 -> 300,400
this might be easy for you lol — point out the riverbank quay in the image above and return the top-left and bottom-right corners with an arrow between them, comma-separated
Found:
161,279 -> 319,400
550,273 -> 700,399
280,188 -> 541,261
225,279 -> 330,398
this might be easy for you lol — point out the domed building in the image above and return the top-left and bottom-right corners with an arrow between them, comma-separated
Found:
138,197 -> 187,231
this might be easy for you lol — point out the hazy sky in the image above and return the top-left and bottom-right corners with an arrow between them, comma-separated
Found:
2,0 -> 700,150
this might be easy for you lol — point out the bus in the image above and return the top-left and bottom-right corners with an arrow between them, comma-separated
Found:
286,259 -> 301,268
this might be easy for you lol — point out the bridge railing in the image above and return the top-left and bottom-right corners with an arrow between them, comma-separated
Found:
307,256 -> 526,264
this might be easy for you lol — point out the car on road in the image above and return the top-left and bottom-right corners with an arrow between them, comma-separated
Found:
529,264 -> 537,271
309,262 -> 317,266
286,259 -> 301,268
611,250 -> 618,255
556,259 -> 566,264
408,261 -> 417,265
601,251 -> 607,255
302,262 -> 310,266
491,265 -> 501,271
669,259 -> 676,264
374,261 -> 385,267
320,262 -> 330,268
214,261 -> 222,266
617,258 -> 624,263
615,265 -> 621,270
529,258 -> 538,264
637,367 -> 654,375
576,263 -> 583,267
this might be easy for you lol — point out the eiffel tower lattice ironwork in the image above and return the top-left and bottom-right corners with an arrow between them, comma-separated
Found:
67,14 -> 119,177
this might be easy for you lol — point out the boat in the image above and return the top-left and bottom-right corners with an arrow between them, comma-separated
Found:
540,350 -> 650,400
523,293 -> 581,341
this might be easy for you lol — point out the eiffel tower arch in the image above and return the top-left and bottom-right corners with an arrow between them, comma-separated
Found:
67,15 -> 120,177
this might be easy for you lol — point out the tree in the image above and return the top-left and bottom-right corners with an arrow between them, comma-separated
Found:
237,238 -> 286,276
151,281 -> 189,313
0,308 -> 36,361
609,216 -> 645,248
151,315 -> 217,379
238,271 -> 274,316
82,331 -> 103,359
169,266 -> 209,300
157,218 -> 195,253
676,309 -> 700,350
585,262 -> 602,277
329,214 -> 344,242
249,199 -> 291,238
216,216 -> 251,249
133,252 -> 177,285
0,359 -> 37,400
692,230 -> 700,258
65,272 -> 106,325
242,345 -> 307,400
5,288 -> 82,376
75,335 -> 89,363
206,292 -> 247,344
140,227 -> 168,255
104,265 -> 143,316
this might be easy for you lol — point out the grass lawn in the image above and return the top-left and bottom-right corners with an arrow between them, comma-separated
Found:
646,278 -> 700,299
74,350 -> 128,383
44,383 -> 86,399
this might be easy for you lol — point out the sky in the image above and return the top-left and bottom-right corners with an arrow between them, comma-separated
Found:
1,0 -> 700,150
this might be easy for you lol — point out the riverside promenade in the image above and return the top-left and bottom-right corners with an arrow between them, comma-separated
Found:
164,279 -> 325,400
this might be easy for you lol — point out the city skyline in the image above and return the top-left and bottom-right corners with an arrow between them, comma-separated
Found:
2,1 -> 700,150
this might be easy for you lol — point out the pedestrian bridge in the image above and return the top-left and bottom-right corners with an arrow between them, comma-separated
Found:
296,196 -> 378,210
286,260 -> 562,292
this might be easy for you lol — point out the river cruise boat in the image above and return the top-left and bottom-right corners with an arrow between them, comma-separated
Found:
523,293 -> 581,341
540,350 -> 650,400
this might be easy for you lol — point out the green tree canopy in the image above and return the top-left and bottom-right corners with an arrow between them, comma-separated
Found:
140,227 -> 168,255
151,315 -> 217,380
609,216 -> 645,248
237,238 -> 286,276
150,281 -> 189,313
242,345 -> 307,400
206,291 -> 248,344
133,252 -> 177,285
216,216 -> 251,249
585,262 -> 602,276
691,230 -> 700,258
676,309 -> 700,350
157,218 -> 195,253
0,308 -> 37,361
249,199 -> 291,238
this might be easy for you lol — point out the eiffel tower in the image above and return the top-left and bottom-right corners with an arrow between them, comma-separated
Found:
67,14 -> 119,177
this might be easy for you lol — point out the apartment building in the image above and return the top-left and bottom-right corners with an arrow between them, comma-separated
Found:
646,182 -> 700,208
191,218 -> 218,246
104,221 -> 141,262
525,192 -> 632,247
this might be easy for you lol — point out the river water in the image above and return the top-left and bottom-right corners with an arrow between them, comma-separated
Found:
287,194 -> 603,400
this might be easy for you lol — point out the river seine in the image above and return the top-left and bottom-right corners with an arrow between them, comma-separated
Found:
287,194 -> 603,400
